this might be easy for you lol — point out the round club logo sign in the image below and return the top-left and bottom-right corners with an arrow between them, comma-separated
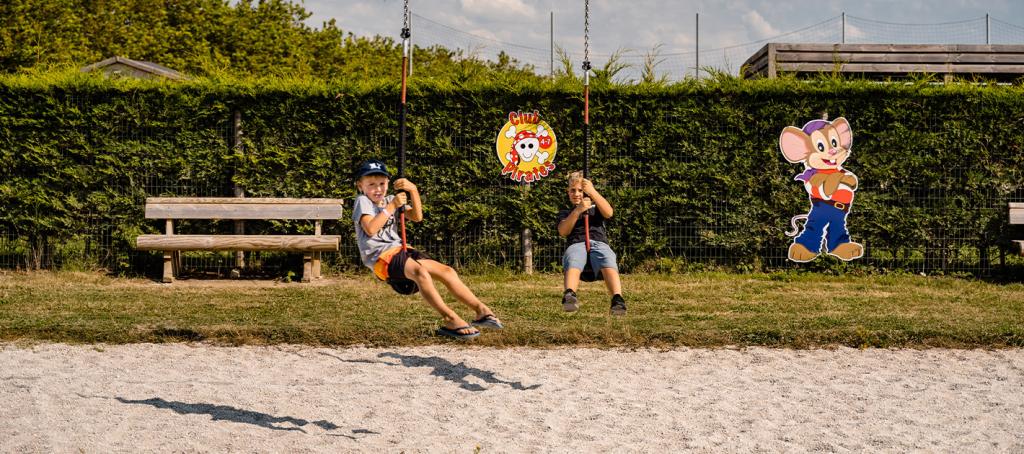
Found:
496,111 -> 557,183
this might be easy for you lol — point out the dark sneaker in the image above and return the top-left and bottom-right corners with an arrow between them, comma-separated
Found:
610,294 -> 626,316
562,290 -> 579,312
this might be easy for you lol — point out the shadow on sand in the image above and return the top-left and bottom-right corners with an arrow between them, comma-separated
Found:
322,351 -> 542,392
114,396 -> 378,439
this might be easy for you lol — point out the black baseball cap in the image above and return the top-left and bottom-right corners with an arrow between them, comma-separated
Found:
354,159 -> 391,180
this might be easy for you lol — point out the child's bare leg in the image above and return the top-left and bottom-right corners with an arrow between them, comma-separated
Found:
600,268 -> 622,295
405,259 -> 477,334
420,260 -> 496,320
564,268 -> 582,292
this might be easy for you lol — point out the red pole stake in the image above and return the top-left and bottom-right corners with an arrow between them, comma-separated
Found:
584,215 -> 591,253
583,69 -> 591,253
398,19 -> 410,252
400,211 -> 408,252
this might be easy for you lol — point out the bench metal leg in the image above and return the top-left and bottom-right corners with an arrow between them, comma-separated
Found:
302,252 -> 313,282
162,252 -> 174,283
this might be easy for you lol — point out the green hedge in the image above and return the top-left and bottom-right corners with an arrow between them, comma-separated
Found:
1,73 -> 1022,274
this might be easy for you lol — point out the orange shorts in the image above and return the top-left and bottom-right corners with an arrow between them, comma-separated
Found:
373,247 -> 430,281
373,247 -> 403,281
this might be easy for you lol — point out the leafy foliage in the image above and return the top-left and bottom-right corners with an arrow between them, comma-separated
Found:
0,0 -> 541,83
1,73 -> 1022,274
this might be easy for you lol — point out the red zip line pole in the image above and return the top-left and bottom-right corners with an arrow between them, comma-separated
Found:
398,2 -> 411,252
583,77 -> 590,254
582,0 -> 592,255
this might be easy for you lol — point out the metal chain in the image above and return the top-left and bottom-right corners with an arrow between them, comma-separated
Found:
582,0 -> 590,71
401,0 -> 410,39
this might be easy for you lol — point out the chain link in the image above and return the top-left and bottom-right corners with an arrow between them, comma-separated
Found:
401,0 -> 411,39
582,0 -> 591,71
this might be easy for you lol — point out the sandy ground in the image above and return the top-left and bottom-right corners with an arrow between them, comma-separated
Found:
1,344 -> 1022,453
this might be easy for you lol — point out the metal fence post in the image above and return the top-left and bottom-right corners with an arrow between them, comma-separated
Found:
986,14 -> 991,44
523,228 -> 533,274
523,182 -> 533,274
232,110 -> 245,273
695,13 -> 699,79
550,11 -> 554,79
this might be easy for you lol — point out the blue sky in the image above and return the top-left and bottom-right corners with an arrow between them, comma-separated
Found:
300,1 -> 1024,76
302,1 -> 1021,51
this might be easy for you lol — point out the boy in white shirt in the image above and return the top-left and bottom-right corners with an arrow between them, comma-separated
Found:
352,159 -> 503,339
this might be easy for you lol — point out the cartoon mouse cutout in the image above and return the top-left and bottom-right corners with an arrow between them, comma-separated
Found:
779,117 -> 864,262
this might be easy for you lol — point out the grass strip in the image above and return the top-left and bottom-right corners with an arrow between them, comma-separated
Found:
1,271 -> 1021,348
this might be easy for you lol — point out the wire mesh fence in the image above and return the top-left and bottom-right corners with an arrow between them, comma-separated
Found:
2,87 -> 1023,278
409,12 -> 1024,82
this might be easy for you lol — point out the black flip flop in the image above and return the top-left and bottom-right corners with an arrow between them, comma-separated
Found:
471,314 -> 504,330
436,325 -> 480,339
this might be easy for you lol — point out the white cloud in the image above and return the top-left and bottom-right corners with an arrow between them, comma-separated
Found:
844,24 -> 868,41
466,28 -> 501,42
670,33 -> 694,49
741,10 -> 780,38
460,0 -> 538,20
709,29 -> 748,49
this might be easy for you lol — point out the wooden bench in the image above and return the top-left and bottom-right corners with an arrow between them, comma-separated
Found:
1011,202 -> 1024,256
136,197 -> 343,283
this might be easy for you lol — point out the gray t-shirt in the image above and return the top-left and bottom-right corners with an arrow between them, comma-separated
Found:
352,194 -> 403,268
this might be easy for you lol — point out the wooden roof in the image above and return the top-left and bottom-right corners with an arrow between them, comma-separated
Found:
742,43 -> 1024,81
81,56 -> 186,80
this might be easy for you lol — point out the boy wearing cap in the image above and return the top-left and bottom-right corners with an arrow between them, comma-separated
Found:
352,159 -> 503,339
556,171 -> 626,315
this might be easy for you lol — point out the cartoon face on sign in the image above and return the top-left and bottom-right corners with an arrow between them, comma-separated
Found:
496,111 -> 557,183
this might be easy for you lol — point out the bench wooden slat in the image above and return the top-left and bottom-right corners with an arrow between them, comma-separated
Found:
1011,203 -> 1024,225
145,198 -> 344,220
136,235 -> 340,252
